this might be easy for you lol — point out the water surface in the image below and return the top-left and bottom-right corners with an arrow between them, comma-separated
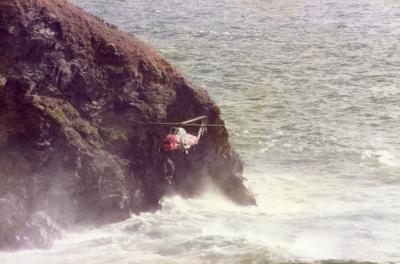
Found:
1,0 -> 399,263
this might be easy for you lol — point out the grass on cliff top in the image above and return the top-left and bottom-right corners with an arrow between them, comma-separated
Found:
31,96 -> 102,147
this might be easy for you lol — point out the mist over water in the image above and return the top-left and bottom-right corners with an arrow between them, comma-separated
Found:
2,0 -> 400,263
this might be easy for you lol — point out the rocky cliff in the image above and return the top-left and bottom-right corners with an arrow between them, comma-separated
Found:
0,0 -> 255,250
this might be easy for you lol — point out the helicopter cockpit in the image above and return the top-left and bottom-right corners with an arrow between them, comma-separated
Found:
169,127 -> 187,137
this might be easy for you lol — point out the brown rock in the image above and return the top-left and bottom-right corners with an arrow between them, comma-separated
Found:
0,0 -> 255,250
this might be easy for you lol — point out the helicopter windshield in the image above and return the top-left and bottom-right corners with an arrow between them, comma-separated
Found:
169,127 -> 179,134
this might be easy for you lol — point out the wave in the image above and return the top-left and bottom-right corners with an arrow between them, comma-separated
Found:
361,150 -> 400,167
1,177 -> 397,263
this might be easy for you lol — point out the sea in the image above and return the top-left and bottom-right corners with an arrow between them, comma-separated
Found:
1,0 -> 399,263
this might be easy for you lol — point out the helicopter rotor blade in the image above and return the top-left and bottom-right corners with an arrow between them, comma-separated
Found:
180,115 -> 207,124
134,122 -> 224,127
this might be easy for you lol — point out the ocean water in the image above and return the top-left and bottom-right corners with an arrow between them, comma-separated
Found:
1,0 -> 400,263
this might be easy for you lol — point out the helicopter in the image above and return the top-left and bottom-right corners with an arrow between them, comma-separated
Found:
162,116 -> 208,152
135,116 -> 225,184
138,116 -> 224,153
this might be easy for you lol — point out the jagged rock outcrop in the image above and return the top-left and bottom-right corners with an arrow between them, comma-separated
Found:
0,0 -> 255,250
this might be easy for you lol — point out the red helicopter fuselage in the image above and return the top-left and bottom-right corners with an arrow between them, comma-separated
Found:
162,127 -> 199,152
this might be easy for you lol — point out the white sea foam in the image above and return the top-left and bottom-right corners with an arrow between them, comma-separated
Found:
362,150 -> 400,167
1,170 -> 398,263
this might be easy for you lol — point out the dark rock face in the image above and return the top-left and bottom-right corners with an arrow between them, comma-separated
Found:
0,0 -> 255,250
